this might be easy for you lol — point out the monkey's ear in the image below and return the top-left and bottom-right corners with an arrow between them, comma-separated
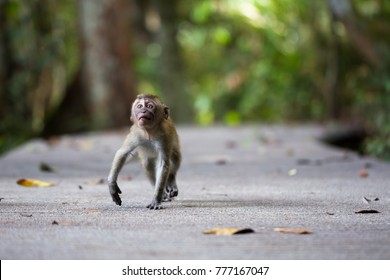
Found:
163,106 -> 169,120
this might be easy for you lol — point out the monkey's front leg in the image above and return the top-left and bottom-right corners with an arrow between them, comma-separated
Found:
108,147 -> 132,206
147,158 -> 170,210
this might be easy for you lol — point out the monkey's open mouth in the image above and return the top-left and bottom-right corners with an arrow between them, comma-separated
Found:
138,114 -> 152,121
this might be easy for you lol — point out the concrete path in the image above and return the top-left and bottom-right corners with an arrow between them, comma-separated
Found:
0,125 -> 389,259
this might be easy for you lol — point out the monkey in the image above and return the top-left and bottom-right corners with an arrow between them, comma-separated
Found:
107,93 -> 181,210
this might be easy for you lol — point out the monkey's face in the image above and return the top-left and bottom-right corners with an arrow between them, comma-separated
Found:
132,97 -> 158,128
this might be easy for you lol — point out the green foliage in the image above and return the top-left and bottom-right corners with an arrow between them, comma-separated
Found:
174,0 -> 328,123
0,0 -> 79,154
1,0 -> 390,160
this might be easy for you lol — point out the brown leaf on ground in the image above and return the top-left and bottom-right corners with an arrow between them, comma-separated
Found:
203,227 -> 254,236
40,162 -> 55,172
355,209 -> 381,214
45,136 -> 61,147
359,168 -> 369,177
17,178 -> 55,187
85,178 -> 105,185
52,220 -> 73,226
274,227 -> 313,234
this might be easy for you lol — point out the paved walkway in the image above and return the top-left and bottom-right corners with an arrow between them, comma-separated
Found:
0,125 -> 389,259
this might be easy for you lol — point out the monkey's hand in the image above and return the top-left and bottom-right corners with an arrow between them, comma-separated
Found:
109,182 -> 122,206
147,199 -> 163,210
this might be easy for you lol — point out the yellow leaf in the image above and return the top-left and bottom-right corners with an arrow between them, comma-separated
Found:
17,178 -> 55,187
274,227 -> 313,234
203,227 -> 254,236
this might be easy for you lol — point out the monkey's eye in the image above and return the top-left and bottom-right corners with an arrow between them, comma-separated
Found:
146,104 -> 154,109
136,104 -> 143,109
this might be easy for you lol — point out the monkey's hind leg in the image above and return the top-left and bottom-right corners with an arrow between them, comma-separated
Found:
142,157 -> 156,186
163,173 -> 179,201
163,150 -> 180,201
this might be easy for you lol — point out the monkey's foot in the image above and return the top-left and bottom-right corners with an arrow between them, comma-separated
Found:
146,200 -> 163,210
163,185 -> 178,201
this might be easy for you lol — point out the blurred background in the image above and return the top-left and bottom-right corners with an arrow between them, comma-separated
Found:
0,0 -> 389,159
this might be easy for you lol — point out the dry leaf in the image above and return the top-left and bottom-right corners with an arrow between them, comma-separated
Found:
121,176 -> 133,181
274,227 -> 313,234
225,140 -> 237,149
355,209 -> 381,214
40,162 -> 55,172
203,227 -> 254,236
20,213 -> 33,217
286,149 -> 294,156
45,136 -> 61,146
359,168 -> 369,177
70,140 -> 94,151
17,178 -> 55,187
363,197 -> 379,203
87,209 -> 102,215
297,158 -> 311,165
326,212 -> 335,215
85,178 -> 105,185
52,220 -> 73,226
288,168 -> 298,176
215,159 -> 227,165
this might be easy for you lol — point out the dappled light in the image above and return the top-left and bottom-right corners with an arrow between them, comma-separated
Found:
1,0 -> 389,159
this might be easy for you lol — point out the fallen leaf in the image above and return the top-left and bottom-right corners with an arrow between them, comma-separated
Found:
87,209 -> 102,215
286,149 -> 294,156
326,212 -> 335,215
225,140 -> 237,149
17,178 -> 55,187
355,209 -> 381,214
45,136 -> 61,147
215,159 -> 227,165
297,158 -> 311,165
203,227 -> 254,236
70,140 -> 94,151
363,197 -> 379,203
274,227 -> 313,234
51,220 -> 73,226
40,162 -> 55,172
78,185 -> 83,190
121,176 -> 132,181
85,178 -> 105,185
288,168 -> 298,176
20,213 -> 33,217
359,168 -> 369,177
364,162 -> 372,169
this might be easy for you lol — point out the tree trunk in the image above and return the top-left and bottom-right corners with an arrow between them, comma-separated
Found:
79,0 -> 136,130
154,0 -> 193,123
326,9 -> 341,119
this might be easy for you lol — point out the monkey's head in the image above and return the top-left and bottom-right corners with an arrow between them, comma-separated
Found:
131,94 -> 169,129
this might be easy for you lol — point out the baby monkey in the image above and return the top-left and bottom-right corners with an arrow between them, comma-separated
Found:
107,94 -> 181,209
